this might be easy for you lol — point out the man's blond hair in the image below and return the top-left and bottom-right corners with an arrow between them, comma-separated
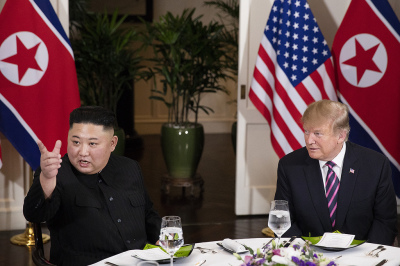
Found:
301,100 -> 350,140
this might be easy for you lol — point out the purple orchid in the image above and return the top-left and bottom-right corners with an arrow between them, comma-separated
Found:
272,249 -> 281,256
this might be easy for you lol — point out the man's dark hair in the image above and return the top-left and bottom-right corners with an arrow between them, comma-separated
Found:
69,106 -> 116,130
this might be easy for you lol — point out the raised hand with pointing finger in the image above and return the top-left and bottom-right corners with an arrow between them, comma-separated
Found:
37,139 -> 62,198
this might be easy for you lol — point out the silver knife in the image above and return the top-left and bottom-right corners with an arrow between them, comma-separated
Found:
105,262 -> 119,266
195,260 -> 206,266
283,236 -> 297,247
375,259 -> 388,266
262,238 -> 275,249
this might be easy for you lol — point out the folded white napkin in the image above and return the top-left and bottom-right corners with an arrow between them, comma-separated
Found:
222,238 -> 246,253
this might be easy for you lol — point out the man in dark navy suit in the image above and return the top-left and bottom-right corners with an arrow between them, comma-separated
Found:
275,100 -> 397,245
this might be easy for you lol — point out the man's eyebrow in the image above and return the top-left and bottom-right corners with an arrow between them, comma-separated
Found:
71,136 -> 99,140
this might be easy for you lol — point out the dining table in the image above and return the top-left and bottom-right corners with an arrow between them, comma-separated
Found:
90,237 -> 400,266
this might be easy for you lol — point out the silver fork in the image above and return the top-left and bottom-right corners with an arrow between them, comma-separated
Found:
367,245 -> 384,256
374,247 -> 386,257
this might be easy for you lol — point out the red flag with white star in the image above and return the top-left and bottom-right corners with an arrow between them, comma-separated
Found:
332,0 -> 400,197
0,0 -> 80,169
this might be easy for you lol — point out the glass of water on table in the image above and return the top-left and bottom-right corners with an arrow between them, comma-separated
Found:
268,200 -> 291,247
159,216 -> 184,266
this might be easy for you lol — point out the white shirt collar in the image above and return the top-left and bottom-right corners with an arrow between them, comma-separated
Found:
319,142 -> 346,180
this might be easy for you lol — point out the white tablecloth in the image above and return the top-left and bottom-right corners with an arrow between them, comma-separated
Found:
90,238 -> 400,266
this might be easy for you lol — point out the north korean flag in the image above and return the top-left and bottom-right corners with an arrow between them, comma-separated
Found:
332,0 -> 400,197
0,0 -> 80,169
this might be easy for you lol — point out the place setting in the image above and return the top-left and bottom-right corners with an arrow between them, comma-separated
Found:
92,200 -> 399,266
131,216 -> 191,265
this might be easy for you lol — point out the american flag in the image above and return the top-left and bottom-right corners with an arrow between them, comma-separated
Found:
249,0 -> 337,159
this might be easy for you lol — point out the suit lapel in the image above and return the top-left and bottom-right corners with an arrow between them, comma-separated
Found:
304,157 -> 332,232
335,143 -> 359,230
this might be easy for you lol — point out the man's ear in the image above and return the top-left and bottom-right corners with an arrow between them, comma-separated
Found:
337,130 -> 347,144
110,135 -> 118,152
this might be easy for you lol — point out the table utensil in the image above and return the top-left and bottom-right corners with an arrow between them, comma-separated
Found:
374,247 -> 386,257
283,236 -> 297,247
194,260 -> 206,266
375,259 -> 388,266
368,245 -> 384,256
268,200 -> 291,247
159,216 -> 184,266
262,238 -> 275,249
105,262 -> 119,266
196,247 -> 217,254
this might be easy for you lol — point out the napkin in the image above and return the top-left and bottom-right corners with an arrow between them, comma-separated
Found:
222,238 -> 246,253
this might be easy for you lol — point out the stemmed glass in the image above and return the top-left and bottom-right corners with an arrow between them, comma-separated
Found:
268,200 -> 291,247
159,216 -> 184,266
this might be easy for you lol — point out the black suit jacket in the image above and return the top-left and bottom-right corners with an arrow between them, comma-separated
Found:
24,154 -> 161,266
275,141 -> 397,245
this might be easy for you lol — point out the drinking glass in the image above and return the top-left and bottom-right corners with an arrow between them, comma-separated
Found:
268,200 -> 291,247
159,216 -> 184,266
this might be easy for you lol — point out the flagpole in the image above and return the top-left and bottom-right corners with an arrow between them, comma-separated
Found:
10,166 -> 50,246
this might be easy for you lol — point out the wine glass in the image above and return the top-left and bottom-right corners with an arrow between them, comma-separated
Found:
159,216 -> 184,266
268,200 -> 291,247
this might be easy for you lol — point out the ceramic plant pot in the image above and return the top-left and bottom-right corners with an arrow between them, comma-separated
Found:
161,123 -> 204,178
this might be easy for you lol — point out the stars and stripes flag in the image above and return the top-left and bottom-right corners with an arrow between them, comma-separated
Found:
0,0 -> 80,170
332,0 -> 400,198
249,0 -> 337,159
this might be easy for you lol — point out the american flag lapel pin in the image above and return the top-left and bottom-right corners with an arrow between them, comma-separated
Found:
349,168 -> 355,174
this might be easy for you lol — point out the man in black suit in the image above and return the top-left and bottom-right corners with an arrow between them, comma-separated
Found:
24,106 -> 161,265
275,100 -> 397,245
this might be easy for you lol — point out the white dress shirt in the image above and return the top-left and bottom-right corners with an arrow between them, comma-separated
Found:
319,142 -> 346,193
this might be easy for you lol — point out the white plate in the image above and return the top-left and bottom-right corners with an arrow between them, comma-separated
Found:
132,244 -> 194,264
312,242 -> 365,252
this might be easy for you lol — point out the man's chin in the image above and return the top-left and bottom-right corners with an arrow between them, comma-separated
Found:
74,164 -> 95,175
307,150 -> 321,160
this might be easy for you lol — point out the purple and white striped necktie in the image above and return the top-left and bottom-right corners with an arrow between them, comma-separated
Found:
325,161 -> 340,228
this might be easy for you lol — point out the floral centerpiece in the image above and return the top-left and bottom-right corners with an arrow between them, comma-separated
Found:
234,240 -> 337,266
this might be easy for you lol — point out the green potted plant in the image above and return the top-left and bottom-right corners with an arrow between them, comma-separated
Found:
142,8 -> 233,178
70,7 -> 144,155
